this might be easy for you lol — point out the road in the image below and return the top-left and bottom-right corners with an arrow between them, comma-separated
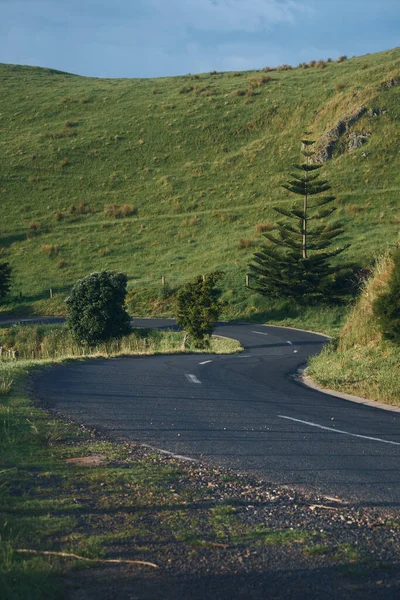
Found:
31,319 -> 400,507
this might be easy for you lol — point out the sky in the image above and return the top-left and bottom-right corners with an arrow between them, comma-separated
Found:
0,0 -> 399,78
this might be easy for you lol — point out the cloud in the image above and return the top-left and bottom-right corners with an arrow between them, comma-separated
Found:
149,0 -> 310,33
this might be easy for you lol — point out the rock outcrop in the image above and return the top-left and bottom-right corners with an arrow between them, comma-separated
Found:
313,106 -> 367,163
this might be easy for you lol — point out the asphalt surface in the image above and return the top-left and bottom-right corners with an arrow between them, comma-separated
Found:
31,319 -> 400,508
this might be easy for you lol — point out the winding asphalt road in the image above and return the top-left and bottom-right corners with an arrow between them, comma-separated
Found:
30,319 -> 400,508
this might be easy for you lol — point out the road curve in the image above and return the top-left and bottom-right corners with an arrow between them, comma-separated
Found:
31,319 -> 400,508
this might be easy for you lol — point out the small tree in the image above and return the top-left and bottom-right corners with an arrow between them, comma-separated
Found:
0,262 -> 12,300
373,248 -> 400,344
249,137 -> 350,303
66,271 -> 131,345
176,272 -> 222,348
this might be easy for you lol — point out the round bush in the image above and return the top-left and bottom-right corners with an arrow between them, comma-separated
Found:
66,271 -> 131,345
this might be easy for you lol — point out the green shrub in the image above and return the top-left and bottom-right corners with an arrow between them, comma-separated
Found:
66,271 -> 131,345
176,272 -> 222,348
373,248 -> 400,344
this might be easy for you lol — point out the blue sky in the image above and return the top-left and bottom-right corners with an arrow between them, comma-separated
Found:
1,0 -> 399,78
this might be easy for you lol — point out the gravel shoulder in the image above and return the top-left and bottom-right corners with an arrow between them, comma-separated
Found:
51,425 -> 400,600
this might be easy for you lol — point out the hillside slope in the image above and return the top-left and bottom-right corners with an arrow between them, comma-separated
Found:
0,48 -> 399,317
308,247 -> 400,405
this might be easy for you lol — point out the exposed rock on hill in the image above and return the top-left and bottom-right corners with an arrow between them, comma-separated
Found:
313,106 -> 367,163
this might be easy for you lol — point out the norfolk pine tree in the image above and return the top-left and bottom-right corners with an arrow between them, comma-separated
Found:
249,137 -> 350,303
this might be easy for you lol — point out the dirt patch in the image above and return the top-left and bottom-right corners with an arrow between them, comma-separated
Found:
65,454 -> 109,467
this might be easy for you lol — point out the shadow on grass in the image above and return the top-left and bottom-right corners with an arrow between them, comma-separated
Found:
0,232 -> 28,248
234,301 -> 302,324
0,570 -> 63,600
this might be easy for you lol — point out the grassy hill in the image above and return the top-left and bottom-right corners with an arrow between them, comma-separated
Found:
0,48 -> 399,321
308,246 -> 400,405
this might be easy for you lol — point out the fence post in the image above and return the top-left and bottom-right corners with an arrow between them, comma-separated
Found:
245,275 -> 249,288
161,275 -> 165,288
49,288 -> 53,298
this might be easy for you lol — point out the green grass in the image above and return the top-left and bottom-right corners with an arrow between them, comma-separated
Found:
0,48 -> 399,325
308,250 -> 400,404
0,323 -> 241,360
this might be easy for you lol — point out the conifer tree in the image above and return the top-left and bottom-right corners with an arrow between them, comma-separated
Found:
249,137 -> 349,303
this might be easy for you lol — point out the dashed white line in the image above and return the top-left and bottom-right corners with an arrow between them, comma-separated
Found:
186,374 -> 201,384
199,360 -> 212,365
278,415 -> 400,446
252,331 -> 269,336
287,341 -> 293,346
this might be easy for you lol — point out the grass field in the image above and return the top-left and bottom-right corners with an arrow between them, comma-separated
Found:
0,48 -> 399,321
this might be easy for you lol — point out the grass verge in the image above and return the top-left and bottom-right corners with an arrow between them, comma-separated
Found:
307,250 -> 400,405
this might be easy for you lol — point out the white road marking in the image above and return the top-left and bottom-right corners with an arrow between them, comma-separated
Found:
287,341 -> 293,346
252,331 -> 269,336
186,374 -> 201,384
278,415 -> 400,447
199,360 -> 212,365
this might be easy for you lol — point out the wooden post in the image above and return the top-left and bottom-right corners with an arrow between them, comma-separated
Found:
49,288 -> 53,299
161,275 -> 165,288
245,275 -> 249,288
202,274 -> 206,282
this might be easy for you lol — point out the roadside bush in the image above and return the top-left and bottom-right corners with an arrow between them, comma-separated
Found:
373,248 -> 400,344
176,272 -> 222,348
66,271 -> 131,345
